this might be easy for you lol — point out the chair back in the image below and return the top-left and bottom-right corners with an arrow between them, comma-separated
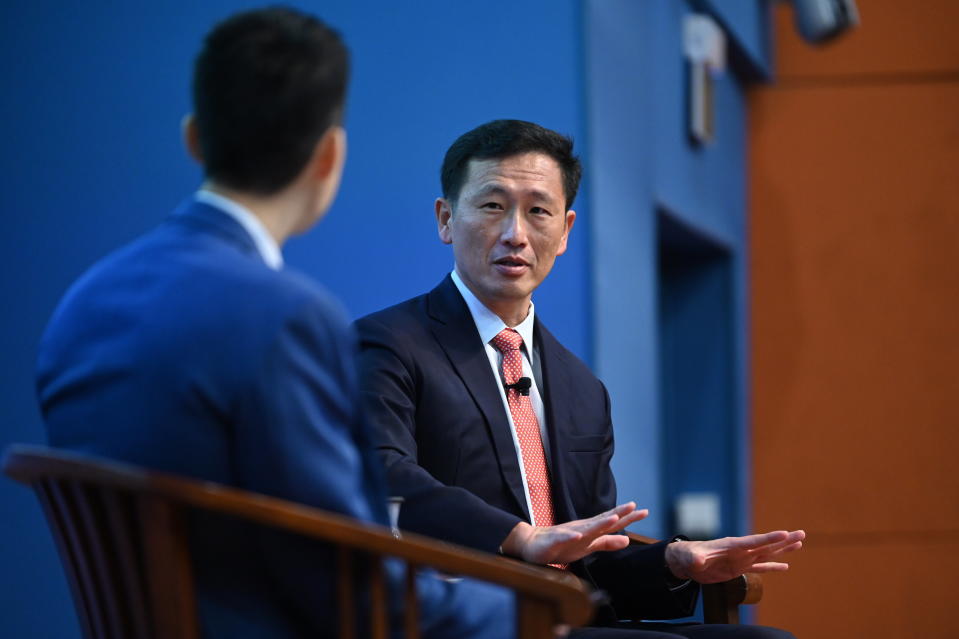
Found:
4,446 -> 205,639
4,445 -> 594,639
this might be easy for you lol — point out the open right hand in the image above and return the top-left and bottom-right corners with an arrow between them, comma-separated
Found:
501,502 -> 648,565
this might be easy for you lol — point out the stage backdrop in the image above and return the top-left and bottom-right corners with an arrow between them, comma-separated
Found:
0,2 -> 587,635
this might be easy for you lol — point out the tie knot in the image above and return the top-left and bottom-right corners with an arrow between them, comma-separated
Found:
491,328 -> 523,353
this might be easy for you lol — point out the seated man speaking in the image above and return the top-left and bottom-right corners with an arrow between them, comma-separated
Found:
357,119 -> 804,638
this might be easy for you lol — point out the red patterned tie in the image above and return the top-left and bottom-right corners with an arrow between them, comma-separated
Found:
491,328 -> 555,528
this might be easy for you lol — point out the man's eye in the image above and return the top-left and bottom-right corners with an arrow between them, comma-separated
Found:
530,207 -> 550,215
481,202 -> 504,210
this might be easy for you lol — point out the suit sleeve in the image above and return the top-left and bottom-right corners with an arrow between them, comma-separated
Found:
356,315 -> 522,554
205,293 -> 393,633
585,542 -> 699,620
575,385 -> 700,619
233,294 -> 386,522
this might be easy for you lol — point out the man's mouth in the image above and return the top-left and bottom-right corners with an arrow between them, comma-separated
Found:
492,256 -> 530,276
493,256 -> 529,267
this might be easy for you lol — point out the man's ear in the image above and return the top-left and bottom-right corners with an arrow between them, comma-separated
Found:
436,197 -> 454,245
306,125 -> 347,218
312,125 -> 347,183
182,114 -> 203,164
555,209 -> 576,256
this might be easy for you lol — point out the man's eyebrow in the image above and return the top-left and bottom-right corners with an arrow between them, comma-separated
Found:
525,188 -> 559,205
471,184 -> 559,205
470,184 -> 510,199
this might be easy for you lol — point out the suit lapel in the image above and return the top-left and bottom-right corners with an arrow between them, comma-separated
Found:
426,276 -> 531,521
534,319 -> 579,524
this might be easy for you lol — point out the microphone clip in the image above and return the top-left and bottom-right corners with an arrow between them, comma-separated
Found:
504,377 -> 532,397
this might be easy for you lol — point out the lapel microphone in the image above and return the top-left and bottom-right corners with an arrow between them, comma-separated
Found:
504,377 -> 532,397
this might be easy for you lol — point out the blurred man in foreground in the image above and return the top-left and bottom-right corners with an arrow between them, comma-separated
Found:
37,9 -> 514,638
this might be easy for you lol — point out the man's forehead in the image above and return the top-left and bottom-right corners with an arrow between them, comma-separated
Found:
463,153 -> 563,199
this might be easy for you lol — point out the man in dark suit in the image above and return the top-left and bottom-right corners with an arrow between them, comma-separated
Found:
36,9 -> 513,638
357,120 -> 805,638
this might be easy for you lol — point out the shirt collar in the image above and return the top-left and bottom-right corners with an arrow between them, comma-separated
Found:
194,189 -> 284,270
450,269 -> 536,353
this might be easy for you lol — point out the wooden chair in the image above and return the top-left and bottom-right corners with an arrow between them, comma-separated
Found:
2,444 -> 595,639
625,533 -> 763,624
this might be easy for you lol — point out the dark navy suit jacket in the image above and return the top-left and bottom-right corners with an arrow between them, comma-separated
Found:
36,202 -> 511,638
357,276 -> 698,621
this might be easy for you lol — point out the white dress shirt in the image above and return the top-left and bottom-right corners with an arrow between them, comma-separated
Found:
194,189 -> 284,270
450,269 -> 551,523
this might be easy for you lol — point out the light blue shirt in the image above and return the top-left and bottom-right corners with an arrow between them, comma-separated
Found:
195,189 -> 284,270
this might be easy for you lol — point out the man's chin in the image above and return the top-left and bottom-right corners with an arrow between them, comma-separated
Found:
485,281 -> 535,303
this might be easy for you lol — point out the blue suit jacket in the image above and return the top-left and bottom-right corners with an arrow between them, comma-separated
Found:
357,276 -> 699,621
37,202 -> 512,638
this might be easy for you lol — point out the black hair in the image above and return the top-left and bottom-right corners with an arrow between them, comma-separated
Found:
192,7 -> 349,195
440,119 -> 582,210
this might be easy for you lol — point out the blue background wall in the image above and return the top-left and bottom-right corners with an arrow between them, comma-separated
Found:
586,0 -> 769,541
1,1 -> 771,634
0,2 -> 587,635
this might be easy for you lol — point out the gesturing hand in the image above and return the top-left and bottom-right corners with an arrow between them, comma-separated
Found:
502,502 -> 649,565
664,529 -> 806,584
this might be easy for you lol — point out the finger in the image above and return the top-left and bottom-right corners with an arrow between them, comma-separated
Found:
745,537 -> 791,557
607,509 -> 648,531
571,504 -> 646,538
754,540 -> 804,561
588,508 -> 646,533
595,507 -> 648,534
746,561 -> 790,573
749,531 -> 805,558
728,530 -> 790,550
752,529 -> 805,550
580,500 -> 634,521
536,527 -> 584,546
597,502 -> 636,520
768,536 -> 804,553
569,514 -> 621,538
585,533 -> 632,553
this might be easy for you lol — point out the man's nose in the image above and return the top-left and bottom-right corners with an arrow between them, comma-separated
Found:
500,210 -> 528,245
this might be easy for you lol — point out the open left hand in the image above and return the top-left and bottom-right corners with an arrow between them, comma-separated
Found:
664,529 -> 806,584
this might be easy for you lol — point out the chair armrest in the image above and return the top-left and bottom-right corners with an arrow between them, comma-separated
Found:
625,531 -> 763,624
3,445 -> 595,629
179,485 -> 595,626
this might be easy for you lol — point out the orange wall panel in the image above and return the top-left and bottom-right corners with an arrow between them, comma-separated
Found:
752,81 -> 959,535
758,539 -> 959,637
750,3 -> 959,637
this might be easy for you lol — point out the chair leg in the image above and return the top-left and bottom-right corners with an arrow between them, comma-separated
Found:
369,555 -> 389,639
517,597 -> 556,639
337,547 -> 355,639
404,563 -> 420,639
